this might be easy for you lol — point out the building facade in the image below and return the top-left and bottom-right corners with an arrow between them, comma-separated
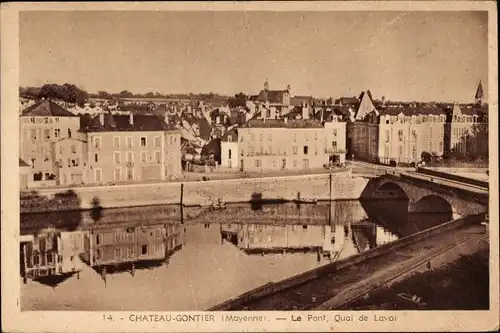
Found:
445,103 -> 488,158
19,100 -> 81,187
80,112 -> 181,184
237,119 -> 331,172
220,128 -> 239,169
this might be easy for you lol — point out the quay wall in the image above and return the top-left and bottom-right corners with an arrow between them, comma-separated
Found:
20,170 -> 369,213
209,213 -> 486,311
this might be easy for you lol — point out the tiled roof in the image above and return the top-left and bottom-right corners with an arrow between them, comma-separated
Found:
21,100 -> 76,117
242,118 -> 324,129
221,128 -> 238,142
80,113 -> 177,132
379,107 -> 446,116
256,89 -> 286,104
19,158 -> 30,167
290,95 -> 314,106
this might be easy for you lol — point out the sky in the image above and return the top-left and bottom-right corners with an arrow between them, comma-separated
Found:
20,11 -> 488,102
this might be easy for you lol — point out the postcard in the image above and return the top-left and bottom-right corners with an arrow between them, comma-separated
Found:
1,1 -> 498,332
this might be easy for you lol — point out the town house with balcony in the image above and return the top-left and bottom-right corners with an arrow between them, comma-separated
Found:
237,118 -> 331,172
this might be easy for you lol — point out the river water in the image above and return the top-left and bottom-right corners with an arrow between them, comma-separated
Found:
20,200 -> 452,311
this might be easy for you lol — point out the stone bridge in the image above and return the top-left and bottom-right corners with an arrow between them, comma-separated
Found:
360,172 -> 489,218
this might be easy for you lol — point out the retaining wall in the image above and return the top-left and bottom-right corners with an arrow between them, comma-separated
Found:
20,171 -> 369,213
209,213 -> 486,310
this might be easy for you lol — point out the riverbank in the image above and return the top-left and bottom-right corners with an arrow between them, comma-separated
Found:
341,247 -> 489,310
20,170 -> 369,213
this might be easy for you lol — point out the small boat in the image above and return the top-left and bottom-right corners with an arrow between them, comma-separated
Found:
210,199 -> 226,210
293,198 -> 317,204
397,293 -> 427,307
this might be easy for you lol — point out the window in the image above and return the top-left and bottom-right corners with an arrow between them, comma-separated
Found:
282,159 -> 287,168
154,136 -> 161,148
141,245 -> 148,255
228,149 -> 232,159
113,136 -> 120,148
412,129 -> 417,139
333,129 -> 337,136
260,146 -> 264,154
293,133 -> 297,142
303,146 -> 309,155
54,129 -> 60,138
127,136 -> 133,148
293,146 -> 298,155
94,137 -> 101,149
141,151 -> 147,164
303,159 -> 309,169
293,160 -> 297,168
315,147 -> 318,155
255,159 -> 261,168
71,145 -> 76,154
272,160 -> 277,168
44,129 -> 50,140
141,137 -> 147,147
314,132 -> 318,140
31,129 -> 37,140
385,130 -> 390,142
154,151 -> 161,163
399,146 -> 403,156
228,136 -> 232,142
114,152 -> 121,164
94,154 -> 99,163
332,141 -> 337,148
115,248 -> 121,259
114,168 -> 121,181
398,130 -> 403,142
268,134 -> 272,141
45,173 -> 50,180
71,158 -> 79,167
126,151 -> 133,162
305,133 -> 309,141
55,118 -> 59,124
259,133 -> 263,141
68,129 -> 72,138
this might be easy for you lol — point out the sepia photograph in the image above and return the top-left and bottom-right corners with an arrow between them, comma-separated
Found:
2,1 -> 498,332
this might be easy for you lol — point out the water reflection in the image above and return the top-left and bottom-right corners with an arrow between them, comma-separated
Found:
20,200 -> 453,310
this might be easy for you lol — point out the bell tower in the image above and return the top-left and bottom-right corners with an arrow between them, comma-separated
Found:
475,80 -> 484,106
264,78 -> 269,91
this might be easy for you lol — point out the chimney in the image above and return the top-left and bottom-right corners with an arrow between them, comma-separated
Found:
320,108 -> 324,122
284,117 -> 288,124
99,111 -> 105,126
129,112 -> 134,125
165,114 -> 170,125
302,106 -> 309,120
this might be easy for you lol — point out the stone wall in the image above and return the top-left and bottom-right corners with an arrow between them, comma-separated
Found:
21,171 -> 369,213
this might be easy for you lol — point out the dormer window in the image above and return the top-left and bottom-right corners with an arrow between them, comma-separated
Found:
228,136 -> 232,142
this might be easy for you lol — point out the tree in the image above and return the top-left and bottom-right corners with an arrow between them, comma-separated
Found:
37,83 -> 88,106
119,90 -> 134,98
97,91 -> 112,99
228,92 -> 248,108
145,92 -> 155,98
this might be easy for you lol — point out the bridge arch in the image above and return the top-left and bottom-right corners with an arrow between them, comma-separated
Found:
410,195 -> 453,214
373,182 -> 410,201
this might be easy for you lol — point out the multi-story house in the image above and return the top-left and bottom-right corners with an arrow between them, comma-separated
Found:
313,107 -> 348,166
220,128 -> 239,170
79,112 -> 181,184
444,82 -> 488,159
377,106 -> 447,165
348,91 -> 447,165
19,99 -> 81,188
20,230 -> 86,282
52,137 -> 88,185
237,118 -> 331,172
82,223 -> 182,269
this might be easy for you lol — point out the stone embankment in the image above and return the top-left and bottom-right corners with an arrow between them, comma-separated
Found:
21,170 -> 369,213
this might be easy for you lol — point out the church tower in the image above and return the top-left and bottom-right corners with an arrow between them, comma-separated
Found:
475,80 -> 484,106
264,78 -> 269,91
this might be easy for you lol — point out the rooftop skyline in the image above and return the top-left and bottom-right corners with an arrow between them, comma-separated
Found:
20,11 -> 488,103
